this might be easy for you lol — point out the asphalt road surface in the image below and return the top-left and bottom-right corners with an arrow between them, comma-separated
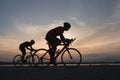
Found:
0,65 -> 120,80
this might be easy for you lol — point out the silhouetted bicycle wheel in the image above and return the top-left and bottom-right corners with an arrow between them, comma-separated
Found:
13,55 -> 23,67
28,54 -> 39,66
61,48 -> 82,67
36,49 -> 50,66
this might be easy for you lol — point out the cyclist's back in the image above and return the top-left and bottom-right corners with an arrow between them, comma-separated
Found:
20,41 -> 32,48
46,26 -> 64,37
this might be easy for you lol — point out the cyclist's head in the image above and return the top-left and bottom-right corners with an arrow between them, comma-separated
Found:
30,40 -> 35,44
63,22 -> 71,31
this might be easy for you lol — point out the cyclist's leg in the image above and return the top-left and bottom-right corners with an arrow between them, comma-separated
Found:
22,52 -> 26,63
19,47 -> 26,63
49,45 -> 56,63
49,38 -> 60,64
46,35 -> 60,64
49,47 -> 58,66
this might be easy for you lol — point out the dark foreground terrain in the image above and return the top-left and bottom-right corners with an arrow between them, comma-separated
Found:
0,65 -> 120,80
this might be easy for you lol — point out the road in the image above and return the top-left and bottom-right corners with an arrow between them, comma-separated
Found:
0,65 -> 120,80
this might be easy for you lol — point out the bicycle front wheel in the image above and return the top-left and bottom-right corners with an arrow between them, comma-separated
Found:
61,48 -> 82,67
13,55 -> 23,67
28,54 -> 39,66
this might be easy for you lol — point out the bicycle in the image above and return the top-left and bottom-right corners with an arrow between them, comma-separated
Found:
12,49 -> 39,67
37,38 -> 82,67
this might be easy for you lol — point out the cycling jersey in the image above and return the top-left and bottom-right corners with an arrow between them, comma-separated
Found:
20,41 -> 31,48
47,26 -> 64,36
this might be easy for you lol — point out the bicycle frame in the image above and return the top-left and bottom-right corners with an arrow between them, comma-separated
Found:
40,45 -> 69,63
29,49 -> 38,56
54,39 -> 76,59
40,38 -> 76,61
54,44 -> 69,59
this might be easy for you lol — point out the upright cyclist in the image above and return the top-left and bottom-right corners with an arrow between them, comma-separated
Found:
45,22 -> 71,64
19,40 -> 36,63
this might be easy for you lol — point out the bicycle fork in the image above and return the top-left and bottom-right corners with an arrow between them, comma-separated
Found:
67,50 -> 72,59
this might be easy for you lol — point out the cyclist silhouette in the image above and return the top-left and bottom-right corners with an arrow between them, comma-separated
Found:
19,40 -> 35,63
45,22 -> 71,64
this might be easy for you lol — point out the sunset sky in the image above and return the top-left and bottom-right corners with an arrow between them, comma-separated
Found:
0,0 -> 120,62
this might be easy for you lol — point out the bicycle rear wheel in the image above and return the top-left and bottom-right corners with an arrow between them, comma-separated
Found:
28,54 -> 39,66
13,55 -> 23,67
36,49 -> 50,66
61,48 -> 82,67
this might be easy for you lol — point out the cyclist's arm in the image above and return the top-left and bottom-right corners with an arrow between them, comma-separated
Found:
26,46 -> 31,50
60,34 -> 66,44
26,46 -> 35,51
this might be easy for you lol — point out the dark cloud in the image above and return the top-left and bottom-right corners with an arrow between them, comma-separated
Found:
78,0 -> 118,24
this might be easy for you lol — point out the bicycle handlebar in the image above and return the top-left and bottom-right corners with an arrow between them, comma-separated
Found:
29,49 -> 38,54
71,38 -> 76,42
59,38 -> 76,46
66,38 -> 76,44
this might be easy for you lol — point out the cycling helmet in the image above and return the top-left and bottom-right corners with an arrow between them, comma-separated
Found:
63,22 -> 71,30
31,40 -> 35,44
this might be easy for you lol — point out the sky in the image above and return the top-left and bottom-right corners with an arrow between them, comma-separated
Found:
0,0 -> 120,62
